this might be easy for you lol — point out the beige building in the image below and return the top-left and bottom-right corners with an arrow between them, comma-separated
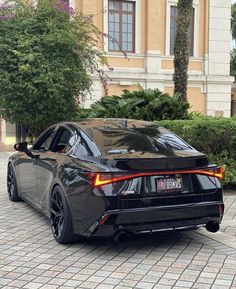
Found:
0,0 -> 233,148
80,0 -> 233,115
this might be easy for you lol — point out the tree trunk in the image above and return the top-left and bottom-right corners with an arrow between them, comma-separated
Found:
173,0 -> 193,102
231,4 -> 236,44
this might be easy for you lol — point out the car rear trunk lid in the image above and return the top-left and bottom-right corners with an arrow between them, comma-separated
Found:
106,151 -> 208,171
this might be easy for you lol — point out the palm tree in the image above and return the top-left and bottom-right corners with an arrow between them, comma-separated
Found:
231,4 -> 236,44
230,5 -> 236,82
173,0 -> 193,102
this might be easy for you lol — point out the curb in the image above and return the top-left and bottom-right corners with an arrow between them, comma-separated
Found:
195,228 -> 236,250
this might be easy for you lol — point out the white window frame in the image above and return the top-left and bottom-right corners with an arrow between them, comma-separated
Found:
103,0 -> 141,54
165,0 -> 199,57
70,0 -> 75,10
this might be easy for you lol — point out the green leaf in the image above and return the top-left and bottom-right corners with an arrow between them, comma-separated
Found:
0,0 -> 106,131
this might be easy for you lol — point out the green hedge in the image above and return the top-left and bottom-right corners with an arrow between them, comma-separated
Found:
158,117 -> 236,188
77,89 -> 236,187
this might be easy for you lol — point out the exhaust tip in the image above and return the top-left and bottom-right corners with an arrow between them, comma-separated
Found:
113,231 -> 129,242
206,221 -> 220,233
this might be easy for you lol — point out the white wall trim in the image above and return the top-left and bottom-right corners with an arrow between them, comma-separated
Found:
105,67 -> 145,73
104,52 -> 205,62
161,69 -> 204,76
105,52 -> 144,58
0,119 -> 6,144
103,0 -> 141,54
165,0 -> 199,57
100,69 -> 233,85
161,55 -> 204,61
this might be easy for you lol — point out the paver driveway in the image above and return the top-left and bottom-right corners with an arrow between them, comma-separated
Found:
1,152 -> 236,289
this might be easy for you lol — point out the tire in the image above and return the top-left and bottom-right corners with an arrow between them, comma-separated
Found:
7,164 -> 20,202
50,185 -> 77,244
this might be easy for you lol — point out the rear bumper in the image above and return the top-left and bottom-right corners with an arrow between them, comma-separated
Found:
82,202 -> 224,238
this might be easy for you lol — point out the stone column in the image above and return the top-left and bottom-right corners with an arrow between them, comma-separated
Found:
1,120 -> 16,146
81,79 -> 102,109
207,0 -> 233,117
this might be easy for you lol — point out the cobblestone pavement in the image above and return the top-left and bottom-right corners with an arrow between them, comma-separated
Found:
1,152 -> 236,289
220,193 -> 236,237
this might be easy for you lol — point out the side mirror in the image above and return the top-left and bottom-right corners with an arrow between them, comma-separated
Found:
14,142 -> 39,159
14,142 -> 28,152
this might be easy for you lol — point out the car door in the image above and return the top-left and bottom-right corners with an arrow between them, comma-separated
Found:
17,151 -> 37,204
17,127 -> 56,207
35,126 -> 76,210
29,126 -> 58,208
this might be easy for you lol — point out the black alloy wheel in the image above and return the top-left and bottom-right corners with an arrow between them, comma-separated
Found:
50,185 -> 76,244
7,164 -> 20,202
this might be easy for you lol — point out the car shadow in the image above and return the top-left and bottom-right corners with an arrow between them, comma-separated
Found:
13,199 -> 197,253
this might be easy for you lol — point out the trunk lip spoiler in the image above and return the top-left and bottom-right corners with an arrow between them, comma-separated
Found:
91,165 -> 224,187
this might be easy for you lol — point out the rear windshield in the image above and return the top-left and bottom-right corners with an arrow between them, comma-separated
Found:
84,124 -> 194,155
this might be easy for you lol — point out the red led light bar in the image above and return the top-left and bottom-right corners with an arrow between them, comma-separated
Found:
94,167 -> 224,187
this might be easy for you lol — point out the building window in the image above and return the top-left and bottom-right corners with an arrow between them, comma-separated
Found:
108,0 -> 135,52
170,6 -> 194,56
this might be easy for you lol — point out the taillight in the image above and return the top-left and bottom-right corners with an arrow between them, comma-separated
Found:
93,166 -> 224,187
196,166 -> 225,180
95,173 -> 142,187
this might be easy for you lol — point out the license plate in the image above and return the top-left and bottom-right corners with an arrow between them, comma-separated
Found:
156,177 -> 183,193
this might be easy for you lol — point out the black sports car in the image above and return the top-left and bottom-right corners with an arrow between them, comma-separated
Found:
7,119 -> 224,244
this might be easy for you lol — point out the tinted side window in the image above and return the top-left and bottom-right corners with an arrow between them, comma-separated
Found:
93,126 -> 193,154
33,128 -> 56,151
153,133 -> 191,151
65,133 -> 77,154
73,130 -> 101,158
52,128 -> 73,153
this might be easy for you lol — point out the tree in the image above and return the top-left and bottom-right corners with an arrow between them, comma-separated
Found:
231,3 -> 236,43
0,0 -> 107,132
173,0 -> 193,102
231,49 -> 236,82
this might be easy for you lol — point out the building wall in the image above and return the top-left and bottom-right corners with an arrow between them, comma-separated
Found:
0,120 -> 16,149
75,0 -> 233,117
165,87 -> 206,113
0,0 -> 233,146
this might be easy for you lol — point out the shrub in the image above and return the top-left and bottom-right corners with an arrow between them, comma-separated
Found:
76,107 -> 91,119
158,117 -> 236,187
0,0 -> 107,131
77,91 -> 236,187
87,89 -> 190,121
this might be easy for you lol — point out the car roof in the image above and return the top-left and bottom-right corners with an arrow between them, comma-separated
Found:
63,118 -> 163,130
55,119 -> 200,158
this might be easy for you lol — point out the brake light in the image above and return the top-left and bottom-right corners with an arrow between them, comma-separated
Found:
95,173 -> 141,186
94,166 -> 224,187
196,166 -> 225,180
